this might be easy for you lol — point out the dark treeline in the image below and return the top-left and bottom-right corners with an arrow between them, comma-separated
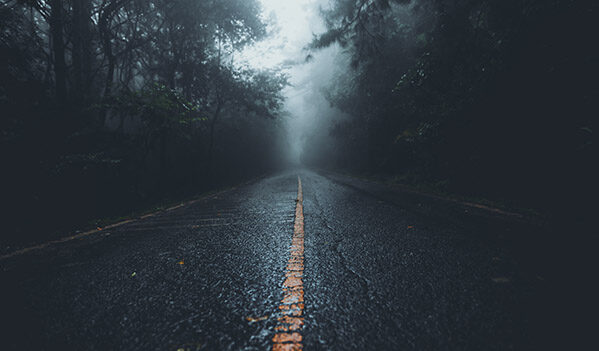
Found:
1,0 -> 288,248
304,0 -> 596,224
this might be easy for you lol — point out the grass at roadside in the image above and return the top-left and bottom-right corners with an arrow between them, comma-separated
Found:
333,170 -> 546,223
1,174 -> 266,257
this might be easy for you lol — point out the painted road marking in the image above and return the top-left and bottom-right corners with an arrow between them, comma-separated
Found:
273,176 -> 305,351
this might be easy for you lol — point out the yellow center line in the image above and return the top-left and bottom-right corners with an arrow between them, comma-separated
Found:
273,176 -> 305,351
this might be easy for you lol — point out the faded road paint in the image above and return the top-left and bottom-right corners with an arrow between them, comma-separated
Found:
273,176 -> 305,351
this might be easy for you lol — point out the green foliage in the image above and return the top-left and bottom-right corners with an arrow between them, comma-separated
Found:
0,0 -> 290,246
308,0 -> 597,212
112,84 -> 204,124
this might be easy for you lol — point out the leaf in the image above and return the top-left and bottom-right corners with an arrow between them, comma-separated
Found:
246,315 -> 269,322
580,126 -> 592,134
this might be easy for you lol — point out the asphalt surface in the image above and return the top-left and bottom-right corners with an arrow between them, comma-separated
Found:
0,169 -> 554,350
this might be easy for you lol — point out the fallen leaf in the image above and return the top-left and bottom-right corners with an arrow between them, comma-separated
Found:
97,227 -> 103,231
178,260 -> 184,265
246,315 -> 269,322
175,343 -> 203,351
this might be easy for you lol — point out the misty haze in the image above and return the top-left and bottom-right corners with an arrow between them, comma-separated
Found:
0,0 -> 595,350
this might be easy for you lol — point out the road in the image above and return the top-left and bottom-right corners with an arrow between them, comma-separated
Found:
0,169 -> 552,350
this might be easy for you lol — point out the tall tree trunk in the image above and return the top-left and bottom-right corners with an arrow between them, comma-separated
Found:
104,48 -> 116,99
160,127 -> 168,194
208,31 -> 224,179
208,100 -> 222,177
49,0 -> 67,105
72,0 -> 92,104
98,0 -> 121,121
100,16 -> 115,99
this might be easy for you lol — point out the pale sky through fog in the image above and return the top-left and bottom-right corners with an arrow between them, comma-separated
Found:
240,0 -> 345,163
241,0 -> 324,69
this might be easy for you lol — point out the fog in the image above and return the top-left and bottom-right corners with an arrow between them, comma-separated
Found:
284,46 -> 349,163
240,0 -> 350,164
239,0 -> 429,167
1,0 -> 594,246
240,0 -> 594,225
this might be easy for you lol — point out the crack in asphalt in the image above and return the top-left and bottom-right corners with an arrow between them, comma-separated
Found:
327,224 -> 372,301
308,175 -> 375,301
311,184 -> 374,303
310,173 -> 420,344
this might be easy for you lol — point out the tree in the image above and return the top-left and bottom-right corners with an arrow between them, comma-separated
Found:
72,0 -> 92,103
49,0 -> 67,105
1,0 -> 290,244
309,0 -> 597,215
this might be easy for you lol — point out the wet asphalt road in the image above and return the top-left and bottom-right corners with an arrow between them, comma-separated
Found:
0,169 -> 552,350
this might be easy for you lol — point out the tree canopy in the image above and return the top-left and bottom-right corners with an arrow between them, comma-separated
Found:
304,0 -> 595,217
0,0 -> 289,246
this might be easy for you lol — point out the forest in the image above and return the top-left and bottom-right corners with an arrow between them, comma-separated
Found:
1,0 -> 596,249
1,0 -> 288,248
302,0 -> 595,227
